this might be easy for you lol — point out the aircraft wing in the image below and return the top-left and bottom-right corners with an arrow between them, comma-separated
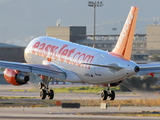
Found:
0,61 -> 66,80
138,64 -> 160,75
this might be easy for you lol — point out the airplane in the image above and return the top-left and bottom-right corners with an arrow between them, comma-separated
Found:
0,6 -> 159,101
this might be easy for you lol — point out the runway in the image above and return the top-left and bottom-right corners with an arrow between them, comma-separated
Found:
0,84 -> 160,120
0,107 -> 160,120
0,116 -> 159,120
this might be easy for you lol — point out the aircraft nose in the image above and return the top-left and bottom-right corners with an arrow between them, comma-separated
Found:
134,66 -> 140,73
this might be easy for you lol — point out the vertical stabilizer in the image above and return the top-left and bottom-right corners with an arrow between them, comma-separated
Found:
111,6 -> 138,60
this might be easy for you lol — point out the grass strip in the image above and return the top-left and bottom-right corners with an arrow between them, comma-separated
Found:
0,96 -> 37,99
52,86 -> 119,93
0,98 -> 160,107
7,86 -> 120,93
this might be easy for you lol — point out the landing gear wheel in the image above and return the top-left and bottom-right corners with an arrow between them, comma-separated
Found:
109,90 -> 115,101
38,76 -> 54,100
40,89 -> 47,99
101,90 -> 108,100
39,82 -> 45,89
48,89 -> 54,100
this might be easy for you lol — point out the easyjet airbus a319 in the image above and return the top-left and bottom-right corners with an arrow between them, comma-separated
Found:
0,6 -> 159,100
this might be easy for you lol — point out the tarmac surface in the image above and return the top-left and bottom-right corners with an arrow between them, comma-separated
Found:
0,84 -> 160,120
0,107 -> 160,120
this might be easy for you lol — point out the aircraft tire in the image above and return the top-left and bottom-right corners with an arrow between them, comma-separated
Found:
101,90 -> 108,100
48,89 -> 54,99
40,89 -> 47,99
109,90 -> 115,101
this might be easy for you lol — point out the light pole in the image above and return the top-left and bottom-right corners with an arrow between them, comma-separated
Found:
88,1 -> 103,48
112,28 -> 117,40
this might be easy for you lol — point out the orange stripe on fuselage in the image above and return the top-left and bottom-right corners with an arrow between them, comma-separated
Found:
111,6 -> 138,60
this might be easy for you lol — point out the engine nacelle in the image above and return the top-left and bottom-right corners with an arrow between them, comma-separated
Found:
4,68 -> 29,85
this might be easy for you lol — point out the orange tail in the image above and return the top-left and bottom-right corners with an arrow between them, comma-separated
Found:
111,6 -> 138,60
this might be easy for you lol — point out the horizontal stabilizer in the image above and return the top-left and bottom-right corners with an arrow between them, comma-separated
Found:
82,63 -> 123,70
137,64 -> 160,75
139,64 -> 160,69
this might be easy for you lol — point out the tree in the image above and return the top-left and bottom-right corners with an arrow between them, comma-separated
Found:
142,76 -> 158,91
119,76 -> 143,91
150,54 -> 160,61
119,76 -> 158,91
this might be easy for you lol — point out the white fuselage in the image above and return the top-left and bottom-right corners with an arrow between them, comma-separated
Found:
24,37 -> 138,84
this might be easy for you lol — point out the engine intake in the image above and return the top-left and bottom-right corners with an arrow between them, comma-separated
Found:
4,68 -> 29,85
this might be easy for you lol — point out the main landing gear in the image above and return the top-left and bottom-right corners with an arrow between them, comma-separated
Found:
101,84 -> 115,101
38,76 -> 54,100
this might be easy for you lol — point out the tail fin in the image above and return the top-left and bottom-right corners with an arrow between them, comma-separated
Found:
111,6 -> 138,60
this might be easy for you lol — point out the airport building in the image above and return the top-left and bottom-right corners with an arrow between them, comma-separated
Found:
46,26 -> 86,42
0,43 -> 25,62
146,25 -> 160,55
0,43 -> 25,84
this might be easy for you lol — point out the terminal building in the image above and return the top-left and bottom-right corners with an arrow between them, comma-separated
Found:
0,43 -> 25,62
46,26 -> 86,43
0,43 -> 25,84
146,25 -> 160,55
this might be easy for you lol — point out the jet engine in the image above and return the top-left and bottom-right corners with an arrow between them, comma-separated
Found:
4,68 -> 29,85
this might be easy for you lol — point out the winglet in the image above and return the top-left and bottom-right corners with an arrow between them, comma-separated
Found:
110,6 -> 138,60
